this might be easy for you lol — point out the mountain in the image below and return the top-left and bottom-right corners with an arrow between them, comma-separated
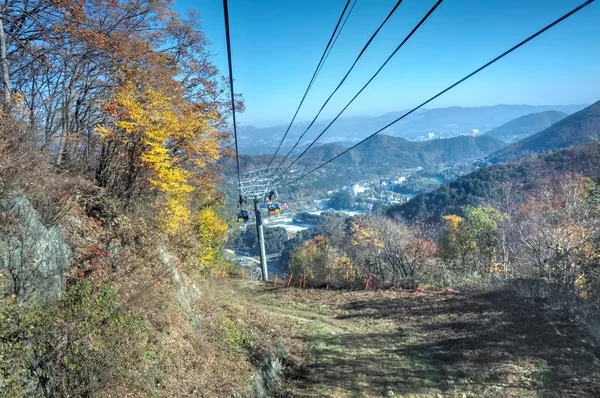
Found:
387,141 -> 600,221
298,134 -> 506,169
489,100 -> 600,164
239,104 -> 587,154
482,110 -> 567,143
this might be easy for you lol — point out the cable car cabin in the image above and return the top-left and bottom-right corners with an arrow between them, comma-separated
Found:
268,203 -> 281,216
237,210 -> 249,223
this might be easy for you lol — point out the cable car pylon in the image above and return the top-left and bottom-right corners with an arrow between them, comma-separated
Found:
239,176 -> 277,282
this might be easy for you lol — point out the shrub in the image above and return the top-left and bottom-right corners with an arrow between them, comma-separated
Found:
0,281 -> 147,397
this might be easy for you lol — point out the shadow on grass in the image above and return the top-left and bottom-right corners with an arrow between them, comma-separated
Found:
290,289 -> 600,397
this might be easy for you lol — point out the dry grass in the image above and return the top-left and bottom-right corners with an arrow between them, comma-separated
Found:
1,123 -> 287,397
238,283 -> 600,397
91,275 -> 293,397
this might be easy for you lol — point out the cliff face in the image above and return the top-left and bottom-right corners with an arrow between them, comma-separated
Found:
0,192 -> 71,303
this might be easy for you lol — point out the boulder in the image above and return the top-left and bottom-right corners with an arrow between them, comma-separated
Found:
0,192 -> 71,303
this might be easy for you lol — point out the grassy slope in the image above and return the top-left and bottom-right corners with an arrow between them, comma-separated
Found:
0,135 -> 286,396
238,283 -> 600,397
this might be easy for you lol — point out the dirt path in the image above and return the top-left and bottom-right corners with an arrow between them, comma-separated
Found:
238,283 -> 600,397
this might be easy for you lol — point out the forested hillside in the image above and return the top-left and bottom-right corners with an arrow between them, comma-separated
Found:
489,100 -> 600,163
483,110 -> 567,142
388,142 -> 600,221
299,134 -> 505,168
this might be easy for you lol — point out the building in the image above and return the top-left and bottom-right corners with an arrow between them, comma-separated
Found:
352,184 -> 367,196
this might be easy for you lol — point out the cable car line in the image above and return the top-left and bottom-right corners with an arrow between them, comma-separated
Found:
222,0 -> 242,194
269,0 -> 408,178
281,0 -> 596,188
315,0 -> 359,79
264,0 -> 354,171
272,0 -> 443,181
223,0 -> 252,225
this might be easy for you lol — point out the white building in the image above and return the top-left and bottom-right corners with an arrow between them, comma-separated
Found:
352,184 -> 367,196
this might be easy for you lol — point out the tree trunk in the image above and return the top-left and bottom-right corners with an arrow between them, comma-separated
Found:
56,61 -> 82,165
0,13 -> 11,111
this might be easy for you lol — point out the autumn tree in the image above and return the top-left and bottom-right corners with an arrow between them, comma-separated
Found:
350,215 -> 430,283
0,0 -> 241,269
440,205 -> 505,276
289,235 -> 353,287
511,175 -> 600,287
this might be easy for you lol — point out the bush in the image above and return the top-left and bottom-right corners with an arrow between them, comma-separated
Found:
0,281 -> 147,397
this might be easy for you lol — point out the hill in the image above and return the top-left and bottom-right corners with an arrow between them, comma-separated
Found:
489,100 -> 600,163
387,142 -> 600,221
238,104 -> 586,154
482,110 -> 567,142
299,134 -> 506,169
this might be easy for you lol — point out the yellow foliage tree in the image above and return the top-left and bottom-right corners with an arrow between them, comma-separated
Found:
194,207 -> 229,267
97,80 -> 225,235
443,214 -> 463,233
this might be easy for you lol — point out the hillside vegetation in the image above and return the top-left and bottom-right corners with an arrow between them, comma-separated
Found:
489,100 -> 600,163
0,1 -> 286,396
2,1 -> 599,396
300,134 -> 505,169
483,110 -> 567,142
388,142 -> 600,221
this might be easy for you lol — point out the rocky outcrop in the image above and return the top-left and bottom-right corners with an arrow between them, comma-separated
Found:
0,192 -> 71,303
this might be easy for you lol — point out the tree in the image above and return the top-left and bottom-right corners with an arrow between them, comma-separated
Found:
317,211 -> 351,247
289,235 -> 353,286
96,79 -> 225,234
440,206 -> 505,276
511,175 -> 600,286
238,226 -> 288,255
329,191 -> 353,210
350,215 -> 428,282
371,200 -> 388,214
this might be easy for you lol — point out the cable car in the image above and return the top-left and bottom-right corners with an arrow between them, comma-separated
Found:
268,203 -> 281,216
237,210 -> 249,223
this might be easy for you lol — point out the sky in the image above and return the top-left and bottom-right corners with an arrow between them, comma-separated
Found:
174,0 -> 600,127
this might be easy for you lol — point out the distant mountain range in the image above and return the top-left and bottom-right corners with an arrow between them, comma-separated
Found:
298,135 -> 505,169
238,104 -> 587,154
482,110 -> 567,143
489,100 -> 600,164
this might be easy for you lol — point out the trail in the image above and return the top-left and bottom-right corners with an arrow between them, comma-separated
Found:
238,282 -> 600,397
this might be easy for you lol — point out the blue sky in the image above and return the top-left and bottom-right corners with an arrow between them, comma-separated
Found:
174,0 -> 600,127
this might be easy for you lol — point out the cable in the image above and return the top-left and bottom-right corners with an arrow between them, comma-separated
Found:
222,0 -> 242,195
315,0 -> 359,78
282,0 -> 596,187
274,0 -> 443,180
264,0 -> 353,171
270,0 -> 407,177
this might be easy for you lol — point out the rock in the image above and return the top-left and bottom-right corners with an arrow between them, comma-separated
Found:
0,192 -> 71,303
